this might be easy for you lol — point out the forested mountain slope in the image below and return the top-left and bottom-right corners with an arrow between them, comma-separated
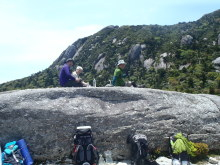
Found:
1,9 -> 220,95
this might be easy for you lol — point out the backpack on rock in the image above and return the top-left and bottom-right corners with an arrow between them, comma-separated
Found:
72,126 -> 99,165
127,134 -> 149,165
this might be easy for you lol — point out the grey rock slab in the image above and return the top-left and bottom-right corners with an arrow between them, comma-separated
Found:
0,87 -> 219,161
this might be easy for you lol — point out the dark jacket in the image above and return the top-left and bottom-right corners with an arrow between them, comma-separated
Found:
59,64 -> 75,86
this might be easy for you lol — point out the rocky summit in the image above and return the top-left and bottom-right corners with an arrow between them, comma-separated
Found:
0,87 -> 220,161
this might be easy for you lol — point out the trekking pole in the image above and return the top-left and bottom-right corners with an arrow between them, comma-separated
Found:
12,151 -> 19,163
186,134 -> 191,165
12,146 -> 26,163
164,137 -> 173,158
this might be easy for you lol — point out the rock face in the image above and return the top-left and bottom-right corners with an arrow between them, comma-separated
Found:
0,88 -> 220,161
143,53 -> 172,70
179,63 -> 191,70
94,53 -> 106,72
154,53 -> 172,70
212,57 -> 220,72
144,58 -> 154,69
181,35 -> 193,45
128,44 -> 142,61
51,38 -> 87,67
95,57 -> 106,72
218,34 -> 220,45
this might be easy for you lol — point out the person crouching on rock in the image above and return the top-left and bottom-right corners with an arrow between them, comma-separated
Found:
112,60 -> 127,86
59,58 -> 81,87
72,66 -> 89,87
112,60 -> 137,87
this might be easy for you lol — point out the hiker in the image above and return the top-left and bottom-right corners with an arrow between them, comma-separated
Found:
59,58 -> 81,87
170,133 -> 196,165
112,60 -> 127,86
112,60 -> 137,87
72,66 -> 89,87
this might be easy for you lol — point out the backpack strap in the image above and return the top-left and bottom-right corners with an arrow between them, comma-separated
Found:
86,144 -> 93,162
74,145 -> 84,162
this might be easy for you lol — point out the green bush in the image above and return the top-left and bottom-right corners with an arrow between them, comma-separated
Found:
194,142 -> 209,157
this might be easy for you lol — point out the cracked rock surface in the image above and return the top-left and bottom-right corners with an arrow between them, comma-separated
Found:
0,87 -> 219,161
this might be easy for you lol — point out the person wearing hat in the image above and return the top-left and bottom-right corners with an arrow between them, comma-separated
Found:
72,66 -> 89,87
59,58 -> 81,87
112,60 -> 127,86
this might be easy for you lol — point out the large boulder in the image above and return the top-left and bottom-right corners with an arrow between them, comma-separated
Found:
212,57 -> 220,72
128,44 -> 142,61
144,58 -> 154,69
218,34 -> 220,45
94,53 -> 107,72
181,35 -> 193,45
144,53 -> 172,70
154,53 -> 172,70
95,57 -> 106,72
0,88 -> 220,161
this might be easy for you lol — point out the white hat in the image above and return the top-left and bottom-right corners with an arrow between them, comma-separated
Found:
117,60 -> 126,66
76,66 -> 83,71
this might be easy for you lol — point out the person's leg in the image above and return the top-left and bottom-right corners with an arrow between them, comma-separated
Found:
64,80 -> 84,87
131,81 -> 137,87
64,80 -> 75,87
72,81 -> 84,87
172,154 -> 181,165
180,152 -> 190,165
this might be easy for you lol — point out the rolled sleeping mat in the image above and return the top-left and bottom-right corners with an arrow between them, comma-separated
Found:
16,139 -> 33,165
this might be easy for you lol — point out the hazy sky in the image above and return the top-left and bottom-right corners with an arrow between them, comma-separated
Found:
0,0 -> 219,84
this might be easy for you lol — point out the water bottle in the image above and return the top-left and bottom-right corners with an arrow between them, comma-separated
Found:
93,78 -> 96,87
98,154 -> 105,165
104,150 -> 113,163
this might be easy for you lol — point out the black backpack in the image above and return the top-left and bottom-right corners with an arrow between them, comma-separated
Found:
127,134 -> 149,165
72,126 -> 99,165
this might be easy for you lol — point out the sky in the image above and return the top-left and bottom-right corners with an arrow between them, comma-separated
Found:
0,0 -> 219,84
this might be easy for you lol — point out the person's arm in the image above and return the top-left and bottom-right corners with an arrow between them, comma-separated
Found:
64,66 -> 76,81
170,139 -> 174,148
112,69 -> 121,86
170,136 -> 176,151
112,76 -> 117,86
